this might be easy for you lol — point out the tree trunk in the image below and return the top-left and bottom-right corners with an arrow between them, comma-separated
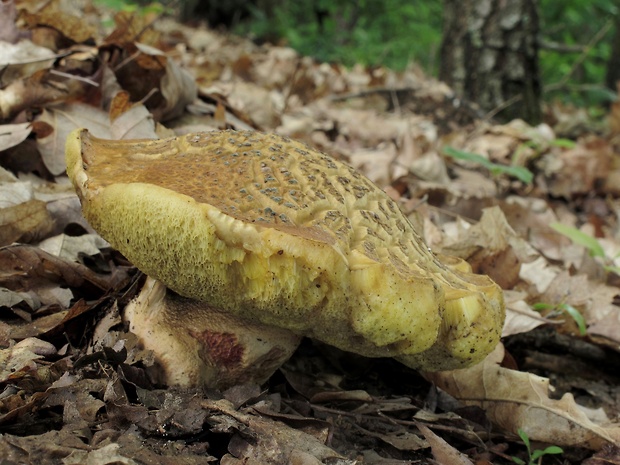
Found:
439,0 -> 542,124
605,12 -> 620,93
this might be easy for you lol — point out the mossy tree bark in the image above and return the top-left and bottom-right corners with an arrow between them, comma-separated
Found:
439,0 -> 542,124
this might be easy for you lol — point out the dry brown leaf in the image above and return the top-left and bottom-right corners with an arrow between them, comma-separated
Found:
38,233 -> 107,262
583,444 -> 620,465
0,192 -> 54,246
503,291 -> 551,337
109,100 -> 157,140
354,424 -> 428,452
416,422 -> 474,465
204,398 -> 349,464
18,0 -> 96,44
0,122 -> 32,152
0,287 -> 38,311
134,42 -> 197,122
224,81 -> 282,128
441,206 -> 538,288
539,271 -> 620,334
348,143 -> 397,187
0,0 -> 22,43
425,344 -> 620,449
0,41 -> 57,87
538,139 -> 612,198
518,256 -> 560,295
501,196 -> 566,261
0,243 -> 128,295
0,337 -> 55,382
36,104 -> 111,175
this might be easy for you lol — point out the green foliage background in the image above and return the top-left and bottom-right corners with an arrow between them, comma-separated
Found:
235,0 -> 618,105
540,0 -> 617,104
237,0 -> 444,73
99,0 -> 620,105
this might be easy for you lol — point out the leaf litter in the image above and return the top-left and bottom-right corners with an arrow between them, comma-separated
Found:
1,0 -> 620,463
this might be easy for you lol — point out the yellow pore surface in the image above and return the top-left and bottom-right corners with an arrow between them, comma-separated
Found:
65,128 -> 505,370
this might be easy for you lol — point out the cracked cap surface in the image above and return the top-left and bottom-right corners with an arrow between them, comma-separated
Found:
66,128 -> 505,370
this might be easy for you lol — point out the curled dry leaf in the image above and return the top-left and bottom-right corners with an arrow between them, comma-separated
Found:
0,337 -> 55,382
0,199 -> 53,246
0,243 -> 129,295
0,123 -> 32,152
204,398 -> 350,464
425,344 -> 620,449
440,206 -> 538,288
416,422 -> 474,465
36,104 -> 111,176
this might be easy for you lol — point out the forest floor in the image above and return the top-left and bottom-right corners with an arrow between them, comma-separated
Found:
1,2 -> 620,464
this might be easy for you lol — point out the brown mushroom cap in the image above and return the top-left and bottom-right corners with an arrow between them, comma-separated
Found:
66,128 -> 504,373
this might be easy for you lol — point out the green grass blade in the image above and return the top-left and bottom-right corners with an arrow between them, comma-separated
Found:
550,222 -> 606,258
443,146 -> 533,184
561,304 -> 588,336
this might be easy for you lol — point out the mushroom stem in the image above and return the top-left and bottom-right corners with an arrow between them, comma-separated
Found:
124,277 -> 302,388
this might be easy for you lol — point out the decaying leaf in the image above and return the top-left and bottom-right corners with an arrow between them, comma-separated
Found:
205,398 -> 350,464
416,422 -> 474,465
0,122 -> 32,151
0,337 -> 55,382
425,344 -> 620,449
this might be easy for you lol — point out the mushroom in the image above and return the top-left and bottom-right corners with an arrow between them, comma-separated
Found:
65,128 -> 505,389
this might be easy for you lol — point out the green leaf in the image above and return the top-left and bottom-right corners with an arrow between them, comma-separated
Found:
560,304 -> 588,336
517,429 -> 531,452
443,146 -> 534,184
551,138 -> 577,148
550,222 -> 606,258
532,302 -> 555,311
511,457 -> 526,465
543,446 -> 564,455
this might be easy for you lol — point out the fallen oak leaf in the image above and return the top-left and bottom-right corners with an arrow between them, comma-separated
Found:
425,343 -> 620,449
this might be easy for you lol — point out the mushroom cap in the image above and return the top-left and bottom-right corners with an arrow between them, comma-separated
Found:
66,128 -> 504,371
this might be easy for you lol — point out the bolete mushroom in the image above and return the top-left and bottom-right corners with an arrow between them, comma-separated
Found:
65,128 -> 505,389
